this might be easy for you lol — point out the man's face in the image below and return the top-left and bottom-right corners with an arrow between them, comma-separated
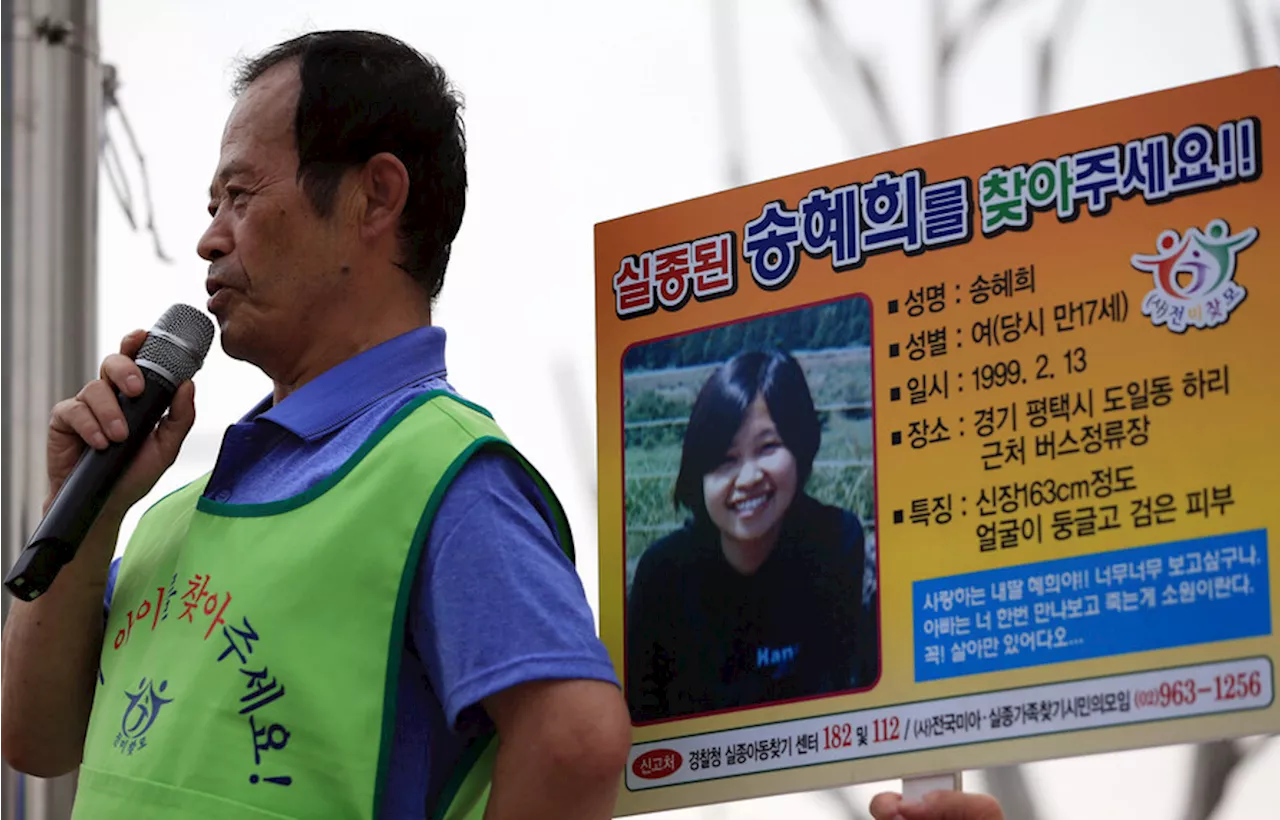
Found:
198,60 -> 354,371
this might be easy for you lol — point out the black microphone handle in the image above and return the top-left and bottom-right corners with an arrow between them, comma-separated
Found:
4,369 -> 177,602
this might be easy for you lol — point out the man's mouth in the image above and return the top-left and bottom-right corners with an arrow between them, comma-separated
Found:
207,287 -> 234,315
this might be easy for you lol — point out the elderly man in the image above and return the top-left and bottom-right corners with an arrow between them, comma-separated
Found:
2,30 -> 630,819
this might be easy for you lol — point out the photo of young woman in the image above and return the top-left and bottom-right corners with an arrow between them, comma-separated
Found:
625,348 -> 879,723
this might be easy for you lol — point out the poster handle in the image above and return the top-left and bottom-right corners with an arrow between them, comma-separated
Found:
901,772 -> 963,803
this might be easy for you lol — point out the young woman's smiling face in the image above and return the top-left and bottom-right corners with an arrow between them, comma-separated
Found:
702,394 -> 799,572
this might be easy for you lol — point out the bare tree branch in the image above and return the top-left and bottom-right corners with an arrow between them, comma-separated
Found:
1181,740 -> 1243,820
939,0 -> 1015,68
101,124 -> 138,229
1229,0 -> 1263,69
712,0 -> 747,187
1180,735 -> 1278,820
933,0 -> 1023,136
1035,0 -> 1084,115
853,53 -> 901,148
1272,6 -> 1280,61
101,64 -> 173,262
802,0 -> 903,150
930,0 -> 946,138
800,50 -> 882,156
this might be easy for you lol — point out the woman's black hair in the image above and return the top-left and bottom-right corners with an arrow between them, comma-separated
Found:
672,349 -> 820,520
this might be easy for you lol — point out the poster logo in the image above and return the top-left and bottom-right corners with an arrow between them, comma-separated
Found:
633,749 -> 683,780
1130,219 -> 1256,333
114,676 -> 172,755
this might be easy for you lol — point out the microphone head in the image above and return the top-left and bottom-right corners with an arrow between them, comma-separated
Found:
136,304 -> 216,387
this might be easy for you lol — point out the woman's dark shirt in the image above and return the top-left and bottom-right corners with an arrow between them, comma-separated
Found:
626,494 -> 878,722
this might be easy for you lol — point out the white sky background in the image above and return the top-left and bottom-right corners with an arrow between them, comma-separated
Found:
96,1 -> 1279,817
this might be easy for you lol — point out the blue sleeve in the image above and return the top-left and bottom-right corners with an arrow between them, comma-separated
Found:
105,556 -> 121,617
409,451 -> 619,731
102,557 -> 122,685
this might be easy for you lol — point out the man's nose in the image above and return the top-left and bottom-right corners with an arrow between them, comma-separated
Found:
197,211 -> 232,261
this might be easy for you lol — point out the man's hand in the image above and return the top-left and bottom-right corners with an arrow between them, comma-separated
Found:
870,790 -> 1005,820
46,329 -> 197,516
482,679 -> 631,819
2,331 -> 196,777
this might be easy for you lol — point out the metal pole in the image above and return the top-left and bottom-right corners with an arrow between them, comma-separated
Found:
1,2 -> 13,815
3,0 -> 101,817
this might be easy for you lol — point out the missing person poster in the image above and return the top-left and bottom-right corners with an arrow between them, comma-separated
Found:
593,68 -> 1280,816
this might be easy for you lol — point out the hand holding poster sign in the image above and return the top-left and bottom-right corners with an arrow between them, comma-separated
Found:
594,68 -> 1279,816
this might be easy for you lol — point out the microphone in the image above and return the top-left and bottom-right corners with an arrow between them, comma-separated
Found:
4,304 -> 215,602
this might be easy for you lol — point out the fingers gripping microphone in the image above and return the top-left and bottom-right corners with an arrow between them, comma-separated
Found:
4,305 -> 215,601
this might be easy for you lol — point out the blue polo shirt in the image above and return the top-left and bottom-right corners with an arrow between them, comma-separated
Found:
104,326 -> 618,818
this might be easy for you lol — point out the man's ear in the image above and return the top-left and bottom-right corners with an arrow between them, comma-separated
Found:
358,152 -> 410,242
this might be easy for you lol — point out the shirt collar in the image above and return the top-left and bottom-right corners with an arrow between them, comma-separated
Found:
244,326 -> 449,441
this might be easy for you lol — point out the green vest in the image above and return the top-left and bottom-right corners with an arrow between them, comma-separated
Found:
74,392 -> 574,819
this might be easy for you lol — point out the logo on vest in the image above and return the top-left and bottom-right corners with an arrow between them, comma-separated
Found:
113,677 -> 172,756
